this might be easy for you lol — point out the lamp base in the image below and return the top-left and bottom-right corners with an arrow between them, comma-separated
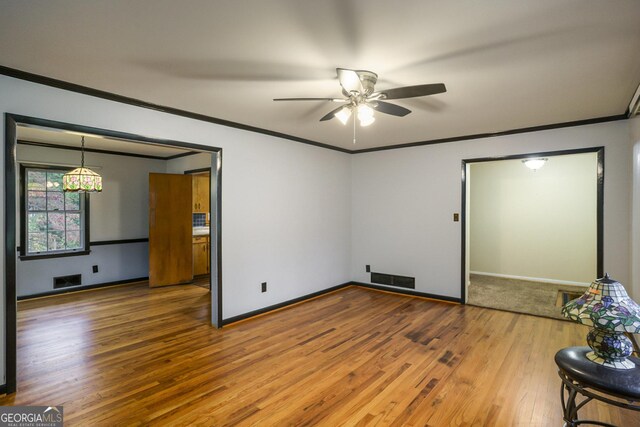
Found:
586,328 -> 635,370
586,350 -> 636,369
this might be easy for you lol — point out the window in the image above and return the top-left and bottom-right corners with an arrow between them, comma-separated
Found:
20,165 -> 90,259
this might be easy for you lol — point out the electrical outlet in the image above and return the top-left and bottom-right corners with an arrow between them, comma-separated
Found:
453,213 -> 460,222
261,282 -> 267,293
92,265 -> 99,273
366,265 -> 370,273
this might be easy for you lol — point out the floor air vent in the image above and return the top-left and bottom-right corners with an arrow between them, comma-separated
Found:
53,274 -> 82,289
371,272 -> 415,289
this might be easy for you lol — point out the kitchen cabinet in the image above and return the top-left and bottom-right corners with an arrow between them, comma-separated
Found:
192,174 -> 210,213
193,235 -> 210,276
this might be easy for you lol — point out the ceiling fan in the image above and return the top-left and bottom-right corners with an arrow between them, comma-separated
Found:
274,68 -> 446,129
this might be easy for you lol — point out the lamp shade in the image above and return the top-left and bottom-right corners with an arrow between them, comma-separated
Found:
562,274 -> 640,333
62,167 -> 103,192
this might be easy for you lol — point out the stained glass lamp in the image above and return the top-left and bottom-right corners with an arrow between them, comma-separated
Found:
63,136 -> 102,192
562,274 -> 640,369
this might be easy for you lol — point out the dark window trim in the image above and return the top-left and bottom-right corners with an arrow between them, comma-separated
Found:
4,113 -> 224,395
19,163 -> 91,260
460,146 -> 605,304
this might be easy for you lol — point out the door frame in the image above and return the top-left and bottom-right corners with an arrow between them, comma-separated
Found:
4,113 -> 223,394
460,146 -> 604,304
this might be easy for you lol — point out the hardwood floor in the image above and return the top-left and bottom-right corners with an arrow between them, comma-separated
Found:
1,283 -> 638,426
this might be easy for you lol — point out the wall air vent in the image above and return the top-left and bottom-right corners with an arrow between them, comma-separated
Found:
370,272 -> 415,289
53,274 -> 82,289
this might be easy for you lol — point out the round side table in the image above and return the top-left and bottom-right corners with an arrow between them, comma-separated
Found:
555,346 -> 640,427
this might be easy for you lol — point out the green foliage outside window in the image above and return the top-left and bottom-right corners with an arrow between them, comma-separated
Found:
25,168 -> 84,254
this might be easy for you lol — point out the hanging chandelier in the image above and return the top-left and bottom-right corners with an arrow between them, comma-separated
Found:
63,135 -> 103,192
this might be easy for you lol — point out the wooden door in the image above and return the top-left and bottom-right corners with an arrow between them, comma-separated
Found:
149,173 -> 193,287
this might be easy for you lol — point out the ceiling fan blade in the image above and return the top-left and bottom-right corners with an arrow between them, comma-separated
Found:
337,68 -> 363,95
273,97 -> 346,102
371,101 -> 412,117
319,105 -> 346,121
380,83 -> 446,100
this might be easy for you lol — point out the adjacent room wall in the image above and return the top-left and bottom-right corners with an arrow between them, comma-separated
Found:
0,75 -> 353,385
15,144 -> 166,296
351,120 -> 632,299
469,153 -> 597,285
630,116 -> 640,301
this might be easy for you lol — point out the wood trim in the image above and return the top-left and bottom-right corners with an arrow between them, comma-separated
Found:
4,114 -> 17,394
16,276 -> 149,301
352,282 -> 461,303
460,160 -> 467,304
222,282 -> 352,326
91,238 -> 149,246
0,66 -> 629,155
596,148 -> 605,278
0,65 -> 350,154
460,146 -> 605,305
351,115 -> 625,154
213,152 -> 222,327
17,139 -> 190,161
183,167 -> 211,175
222,281 -> 461,326
19,250 -> 91,261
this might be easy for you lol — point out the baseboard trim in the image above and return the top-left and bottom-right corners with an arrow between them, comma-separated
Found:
222,280 -> 462,326
222,282 -> 352,326
470,271 -> 589,287
352,282 -> 461,303
17,276 -> 149,300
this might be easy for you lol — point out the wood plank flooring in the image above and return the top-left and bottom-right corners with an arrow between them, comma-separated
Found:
1,283 -> 639,426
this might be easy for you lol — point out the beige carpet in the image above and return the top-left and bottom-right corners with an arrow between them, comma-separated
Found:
467,274 -> 587,320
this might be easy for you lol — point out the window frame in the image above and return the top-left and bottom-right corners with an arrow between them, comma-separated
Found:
19,164 -> 91,260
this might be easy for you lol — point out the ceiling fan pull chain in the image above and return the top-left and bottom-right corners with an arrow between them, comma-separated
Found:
353,113 -> 356,144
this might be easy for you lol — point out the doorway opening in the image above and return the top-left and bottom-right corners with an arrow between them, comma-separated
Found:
461,147 -> 603,319
4,113 -> 223,394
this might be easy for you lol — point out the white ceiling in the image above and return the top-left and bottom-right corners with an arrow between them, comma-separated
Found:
1,0 -> 639,151
17,125 -> 195,158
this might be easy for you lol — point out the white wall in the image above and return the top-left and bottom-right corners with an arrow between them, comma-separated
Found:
351,120 -> 632,299
15,144 -> 166,296
166,152 -> 212,174
469,153 -> 597,285
0,75 -> 353,385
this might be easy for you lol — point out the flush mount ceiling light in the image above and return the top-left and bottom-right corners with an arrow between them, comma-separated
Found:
522,158 -> 548,171
63,135 -> 103,192
274,68 -> 447,143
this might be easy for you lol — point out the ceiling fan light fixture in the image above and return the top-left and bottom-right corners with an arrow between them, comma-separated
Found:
522,158 -> 548,171
359,115 -> 375,127
335,106 -> 352,125
357,104 -> 375,127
